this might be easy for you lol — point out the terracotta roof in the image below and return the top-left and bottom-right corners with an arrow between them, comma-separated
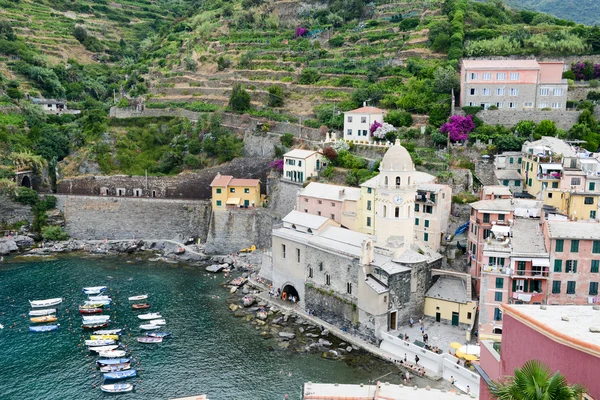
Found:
210,175 -> 233,187
345,106 -> 384,114
229,178 -> 260,186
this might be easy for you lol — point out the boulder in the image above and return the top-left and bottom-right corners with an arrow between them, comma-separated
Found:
242,286 -> 249,295
0,239 -> 18,255
278,332 -> 296,340
272,317 -> 283,325
229,304 -> 239,311
318,339 -> 332,347
321,329 -> 329,336
230,286 -> 238,294
305,333 -> 320,338
206,264 -> 224,273
12,235 -> 34,247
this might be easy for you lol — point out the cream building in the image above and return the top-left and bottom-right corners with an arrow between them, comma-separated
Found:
343,106 -> 385,144
283,149 -> 324,184
424,271 -> 477,328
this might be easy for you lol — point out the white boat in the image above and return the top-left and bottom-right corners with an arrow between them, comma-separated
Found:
140,324 -> 160,330
100,383 -> 133,393
90,345 -> 120,353
148,319 -> 166,326
84,300 -> 111,306
88,295 -> 111,302
82,315 -> 110,323
83,286 -> 107,295
93,329 -> 123,335
29,308 -> 56,316
137,313 -> 161,320
128,294 -> 148,301
29,298 -> 62,308
98,350 -> 127,358
85,339 -> 116,346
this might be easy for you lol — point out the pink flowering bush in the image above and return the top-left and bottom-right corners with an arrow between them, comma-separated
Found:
295,27 -> 308,38
369,120 -> 382,135
270,159 -> 284,170
440,115 -> 475,142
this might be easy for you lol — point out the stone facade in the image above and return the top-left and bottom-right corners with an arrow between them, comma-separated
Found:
0,195 -> 33,227
473,110 -> 581,130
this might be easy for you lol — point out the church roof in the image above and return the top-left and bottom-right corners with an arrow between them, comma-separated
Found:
380,142 -> 414,172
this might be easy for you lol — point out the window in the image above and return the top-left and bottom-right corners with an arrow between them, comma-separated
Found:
469,72 -> 478,80
552,281 -> 561,294
483,213 -> 490,223
592,260 -> 600,273
367,188 -> 372,194
415,204 -> 420,212
467,312 -> 472,320
308,267 -> 313,278
566,281 -> 576,294
493,308 -> 502,321
528,178 -> 532,186
304,209 -> 308,213
510,72 -> 520,80
230,188 -> 235,193
551,103 -> 562,109
494,292 -> 503,302
509,102 -> 516,109
538,103 -> 548,109
481,103 -> 490,110
330,214 -> 335,220
415,218 -> 419,226
319,261 -> 323,271
555,239 -> 564,252
298,160 -> 302,167
496,88 -> 505,96
590,282 -> 599,295
554,259 -> 562,272
515,180 -> 521,186
503,179 -> 509,186
566,260 -> 578,273
326,274 -> 331,286
331,202 -> 335,207
244,188 -> 250,194
495,277 -> 504,288
493,72 -> 505,80
297,248 -> 300,263
347,116 -> 353,123
509,88 -> 519,96
367,200 -> 372,210
483,229 -> 491,240
367,217 -> 371,227
552,182 -> 558,188
216,188 -> 222,194
523,101 -> 533,108
318,200 -> 322,204
585,197 -> 595,205
540,88 -> 550,96
425,205 -> 433,214
347,282 -> 352,294
571,240 -> 580,253
482,88 -> 491,96
553,88 -> 563,96
216,200 -> 222,206
482,72 -> 492,80
430,193 -> 436,202
347,129 -> 352,135
590,182 -> 596,191
282,244 -> 286,258
496,102 -> 504,108
469,88 -> 476,96
424,232 -> 429,242
395,207 -> 400,218
361,117 -> 366,123
571,177 -> 581,186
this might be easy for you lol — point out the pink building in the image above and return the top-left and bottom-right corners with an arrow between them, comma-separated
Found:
480,185 -> 512,200
543,220 -> 600,305
478,304 -> 600,400
460,60 -> 568,110
296,182 -> 361,230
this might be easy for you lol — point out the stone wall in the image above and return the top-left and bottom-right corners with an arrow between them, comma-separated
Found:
568,85 -> 592,102
266,177 -> 302,219
55,195 -> 211,241
0,195 -> 33,227
57,157 -> 271,199
204,208 -> 280,254
304,284 -> 359,335
472,110 -> 581,130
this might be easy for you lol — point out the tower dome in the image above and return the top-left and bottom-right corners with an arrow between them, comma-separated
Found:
380,139 -> 414,172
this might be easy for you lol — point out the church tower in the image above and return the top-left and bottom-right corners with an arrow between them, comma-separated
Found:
375,140 -> 417,256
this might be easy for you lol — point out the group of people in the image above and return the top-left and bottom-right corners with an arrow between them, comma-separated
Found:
398,353 -> 427,382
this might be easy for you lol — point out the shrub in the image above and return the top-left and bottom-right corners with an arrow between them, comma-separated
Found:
328,36 -> 345,48
562,70 -> 576,80
440,115 -> 475,142
73,26 -> 88,43
267,85 -> 284,107
217,56 -> 231,71
322,146 -> 338,162
399,18 -> 419,31
228,83 -> 251,112
298,68 -> 320,84
385,110 -> 413,127
590,80 -> 600,88
15,187 -> 38,205
280,133 -> 294,147
42,226 -> 69,241
321,164 -> 334,178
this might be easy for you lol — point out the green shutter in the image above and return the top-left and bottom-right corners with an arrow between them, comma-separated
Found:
554,259 -> 562,272
573,260 -> 577,273
515,180 -> 521,186
555,240 -> 564,252
524,280 -> 529,293
512,280 -> 517,292
571,240 -> 579,252
593,241 -> 600,254
415,218 -> 419,226
592,260 -> 599,273
590,182 -> 596,191
503,180 -> 509,186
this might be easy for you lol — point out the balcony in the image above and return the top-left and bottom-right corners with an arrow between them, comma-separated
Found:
511,291 -> 545,304
537,172 -> 562,181
482,265 -> 510,275
512,268 -> 549,278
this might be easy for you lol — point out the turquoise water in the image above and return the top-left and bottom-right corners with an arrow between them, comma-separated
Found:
0,255 -> 396,399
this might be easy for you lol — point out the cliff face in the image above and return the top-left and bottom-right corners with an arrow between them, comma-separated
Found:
0,195 -> 33,228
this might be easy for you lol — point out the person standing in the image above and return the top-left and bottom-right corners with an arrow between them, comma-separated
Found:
415,355 -> 420,365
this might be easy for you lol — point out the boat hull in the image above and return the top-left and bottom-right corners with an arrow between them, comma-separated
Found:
30,316 -> 57,323
147,332 -> 171,338
98,350 -> 127,358
28,309 -> 56,316
128,295 -> 148,301
138,313 -> 161,320
139,324 -> 160,330
100,363 -> 130,373
93,329 -> 123,335
96,358 -> 130,366
29,298 -> 62,308
100,383 -> 134,393
79,308 -> 102,314
137,337 -> 162,343
29,324 -> 59,333
90,334 -> 119,340
132,303 -> 150,310
103,369 -> 137,380
82,322 -> 109,330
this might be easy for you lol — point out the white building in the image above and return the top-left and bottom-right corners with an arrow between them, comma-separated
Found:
343,106 -> 385,144
283,149 -> 324,184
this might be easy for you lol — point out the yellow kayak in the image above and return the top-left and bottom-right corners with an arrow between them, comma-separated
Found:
30,315 -> 57,323
90,334 -> 119,340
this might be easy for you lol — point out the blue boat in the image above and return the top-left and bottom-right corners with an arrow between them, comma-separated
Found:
147,331 -> 171,338
29,324 -> 59,333
104,369 -> 137,380
96,358 -> 130,366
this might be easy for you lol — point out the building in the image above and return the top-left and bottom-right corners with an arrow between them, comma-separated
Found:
479,185 -> 512,200
414,184 -> 452,251
343,106 -> 385,144
494,152 -> 522,170
493,170 -> 523,193
424,271 -> 477,329
209,173 -> 261,209
358,176 -> 377,235
460,60 -> 568,111
303,382 -> 476,400
296,182 -> 361,230
543,220 -> 600,305
32,98 -> 80,115
478,304 -> 600,400
543,190 -> 599,221
283,149 -> 324,184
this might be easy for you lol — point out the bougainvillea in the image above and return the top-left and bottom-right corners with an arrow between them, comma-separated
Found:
269,159 -> 284,170
372,122 -> 397,140
571,61 -> 600,80
295,27 -> 308,38
440,114 -> 475,142
369,120 -> 382,135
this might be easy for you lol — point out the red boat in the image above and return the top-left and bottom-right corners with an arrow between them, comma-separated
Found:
132,303 -> 150,310
79,308 -> 103,315
82,322 -> 108,330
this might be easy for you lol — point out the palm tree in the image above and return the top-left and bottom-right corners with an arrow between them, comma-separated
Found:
490,360 -> 587,400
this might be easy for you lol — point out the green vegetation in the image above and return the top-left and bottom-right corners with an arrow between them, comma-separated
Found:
505,0 -> 600,26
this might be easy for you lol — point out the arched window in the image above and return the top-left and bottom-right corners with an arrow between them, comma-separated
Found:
396,176 -> 401,187
383,205 -> 387,218
395,207 -> 400,218
384,176 -> 388,186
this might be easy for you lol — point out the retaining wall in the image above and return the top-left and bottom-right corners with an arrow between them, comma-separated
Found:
0,195 -> 33,227
471,110 -> 581,130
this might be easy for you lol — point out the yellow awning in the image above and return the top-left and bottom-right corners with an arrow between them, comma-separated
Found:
226,197 -> 241,205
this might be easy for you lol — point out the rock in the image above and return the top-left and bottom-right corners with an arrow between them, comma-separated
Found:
222,256 -> 234,264
305,333 -> 319,338
242,272 -> 249,278
321,329 -> 329,336
278,332 -> 296,340
0,239 -> 19,255
242,286 -> 249,295
12,235 -> 34,247
346,346 -> 353,352
298,327 -> 304,333
340,342 -> 347,346
229,304 -> 239,311
206,264 -> 224,273
230,286 -> 238,294
329,350 -> 339,356
272,317 -> 283,325
318,339 -> 332,347
248,307 -> 259,312
256,311 -> 268,321
278,341 -> 290,349
283,315 -> 289,323
244,315 -> 254,322
256,319 -> 266,325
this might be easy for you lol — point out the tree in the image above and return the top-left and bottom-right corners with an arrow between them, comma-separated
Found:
0,20 -> 16,41
73,26 -> 88,43
385,110 -> 413,127
489,360 -> 587,400
228,83 -> 251,112
534,120 -> 558,138
217,56 -> 231,71
267,85 -> 284,107
514,120 -> 536,136
298,68 -> 320,85
433,66 -> 460,94
322,146 -> 338,163
440,115 -> 475,142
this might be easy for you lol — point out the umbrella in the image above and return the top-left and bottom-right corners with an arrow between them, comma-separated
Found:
450,342 -> 462,349
463,354 -> 478,361
455,351 -> 466,359
458,345 -> 480,356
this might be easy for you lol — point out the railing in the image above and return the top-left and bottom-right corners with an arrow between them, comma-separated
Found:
483,242 -> 511,252
482,265 -> 510,275
537,173 -> 562,180
512,269 -> 549,278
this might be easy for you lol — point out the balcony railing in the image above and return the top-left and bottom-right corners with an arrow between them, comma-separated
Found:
512,268 -> 549,278
482,265 -> 510,275
537,173 -> 562,180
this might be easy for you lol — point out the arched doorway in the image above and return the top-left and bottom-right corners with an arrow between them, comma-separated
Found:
282,284 -> 300,302
20,175 -> 31,188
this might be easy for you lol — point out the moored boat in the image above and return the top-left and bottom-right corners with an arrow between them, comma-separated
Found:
86,339 -> 116,347
100,363 -> 130,373
82,315 -> 110,323
29,324 -> 59,333
147,319 -> 166,326
93,328 -> 122,335
83,286 -> 107,295
147,331 -> 171,338
98,350 -> 127,358
90,345 -> 120,353
96,358 -> 130,366
29,298 -> 62,308
90,334 -> 119,340
100,383 -> 134,393
79,308 -> 103,315
82,322 -> 109,330
139,324 -> 160,330
137,312 -> 161,320
137,336 -> 162,343
83,300 -> 111,306
29,308 -> 56,316
132,303 -> 150,310
30,315 -> 57,323
88,295 -> 111,302
103,369 -> 137,380
128,294 -> 148,301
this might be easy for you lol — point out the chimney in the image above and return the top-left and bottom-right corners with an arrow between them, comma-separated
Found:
339,188 -> 345,199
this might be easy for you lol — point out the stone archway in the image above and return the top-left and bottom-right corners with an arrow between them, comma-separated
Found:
20,175 -> 31,188
281,283 -> 300,302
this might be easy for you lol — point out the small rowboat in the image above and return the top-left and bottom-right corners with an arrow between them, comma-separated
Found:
104,369 -> 137,380
147,331 -> 171,338
30,315 -> 57,323
100,363 -> 130,373
97,358 -> 130,366
139,324 -> 160,331
100,383 -> 134,393
80,303 -> 103,310
147,319 -> 166,326
84,300 -> 111,306
128,294 -> 148,301
137,336 -> 162,343
79,308 -> 102,315
82,322 -> 109,330
29,324 -> 59,333
29,308 -> 56,316
88,295 -> 111,302
86,339 -> 116,347
90,334 -> 119,340
138,313 -> 161,320
94,329 -> 122,335
90,345 -> 120,353
83,286 -> 107,295
83,315 -> 110,323
29,298 -> 62,308
132,303 -> 150,310
98,350 -> 127,358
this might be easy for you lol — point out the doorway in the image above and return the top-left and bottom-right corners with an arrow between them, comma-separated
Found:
435,312 -> 441,322
389,311 -> 397,331
451,312 -> 459,326
20,175 -> 31,188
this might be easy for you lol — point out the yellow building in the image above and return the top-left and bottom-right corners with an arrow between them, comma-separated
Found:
358,176 -> 377,234
210,173 -> 261,209
543,190 -> 599,220
424,272 -> 477,329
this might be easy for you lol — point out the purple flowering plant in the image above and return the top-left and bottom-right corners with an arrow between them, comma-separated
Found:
440,115 -> 475,142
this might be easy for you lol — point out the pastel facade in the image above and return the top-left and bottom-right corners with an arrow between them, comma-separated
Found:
296,182 -> 360,230
357,177 -> 377,235
210,174 -> 261,209
543,190 -> 600,221
493,152 -> 522,170
479,185 -> 512,200
342,106 -> 384,144
423,271 -> 477,328
283,149 -> 324,184
414,184 -> 452,251
460,60 -> 568,110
